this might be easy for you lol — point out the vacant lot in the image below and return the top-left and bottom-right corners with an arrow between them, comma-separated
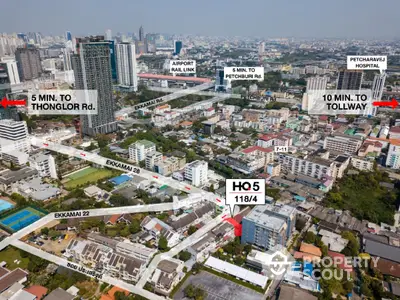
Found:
0,246 -> 30,270
174,271 -> 262,300
64,168 -> 115,189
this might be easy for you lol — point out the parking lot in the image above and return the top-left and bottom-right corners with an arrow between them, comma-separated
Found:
27,231 -> 76,255
174,271 -> 263,300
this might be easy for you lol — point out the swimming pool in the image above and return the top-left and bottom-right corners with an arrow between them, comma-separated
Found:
0,199 -> 14,213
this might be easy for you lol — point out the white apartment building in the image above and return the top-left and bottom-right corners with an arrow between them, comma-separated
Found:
129,140 -> 156,162
145,151 -> 163,170
184,160 -> 208,187
278,153 -> 334,179
351,157 -> 374,171
323,134 -> 362,154
387,142 -> 400,169
115,242 -> 157,264
0,120 -> 30,160
28,153 -> 57,179
115,43 -> 138,91
1,57 -> 20,84
303,76 -> 328,111
369,73 -> 387,116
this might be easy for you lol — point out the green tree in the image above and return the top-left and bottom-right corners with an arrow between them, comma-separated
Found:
341,231 -> 359,257
129,219 -> 141,234
188,225 -> 198,236
184,284 -> 195,298
304,231 -> 316,244
179,251 -> 192,262
120,226 -> 131,237
40,227 -> 49,235
95,134 -> 111,149
158,235 -> 168,251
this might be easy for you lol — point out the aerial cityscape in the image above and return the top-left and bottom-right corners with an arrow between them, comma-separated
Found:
0,1 -> 400,300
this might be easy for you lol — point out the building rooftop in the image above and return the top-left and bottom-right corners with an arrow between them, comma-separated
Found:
278,284 -> 317,300
0,167 -> 38,185
244,206 -> 287,232
0,268 -> 28,293
43,288 -> 74,300
364,239 -> 400,263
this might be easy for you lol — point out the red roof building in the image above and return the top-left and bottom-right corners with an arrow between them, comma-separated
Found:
24,286 -> 48,300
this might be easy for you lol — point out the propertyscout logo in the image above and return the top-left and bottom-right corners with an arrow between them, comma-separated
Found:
263,246 -> 379,281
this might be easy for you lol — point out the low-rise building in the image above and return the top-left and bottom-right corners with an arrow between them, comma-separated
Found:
145,151 -> 163,170
151,259 -> 184,296
323,134 -> 362,154
140,216 -> 180,247
0,167 -> 38,192
66,239 -> 147,283
12,177 -> 60,201
351,157 -> 374,171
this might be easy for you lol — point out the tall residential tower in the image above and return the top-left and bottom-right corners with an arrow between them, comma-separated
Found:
71,36 -> 117,136
115,43 -> 138,91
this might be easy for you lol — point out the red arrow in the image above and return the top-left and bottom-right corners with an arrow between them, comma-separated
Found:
373,98 -> 398,109
185,186 -> 191,191
221,214 -> 227,219
43,143 -> 49,147
216,198 -> 222,203
152,175 -> 159,179
80,153 -> 86,157
0,97 -> 27,109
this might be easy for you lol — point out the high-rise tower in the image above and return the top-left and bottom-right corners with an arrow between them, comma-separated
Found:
71,36 -> 117,136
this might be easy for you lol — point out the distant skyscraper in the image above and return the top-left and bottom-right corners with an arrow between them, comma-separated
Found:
215,69 -> 229,92
139,26 -> 145,41
105,29 -> 112,41
0,63 -> 19,121
369,73 -> 387,116
337,69 -> 363,90
174,40 -> 182,56
116,43 -> 138,91
258,42 -> 265,55
17,33 -> 28,43
66,31 -> 72,41
71,36 -> 117,136
15,47 -> 42,81
135,40 -> 146,54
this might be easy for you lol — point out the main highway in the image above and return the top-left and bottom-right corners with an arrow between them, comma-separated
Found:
115,82 -> 214,118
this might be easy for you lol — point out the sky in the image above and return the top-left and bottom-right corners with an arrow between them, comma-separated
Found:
2,0 -> 400,39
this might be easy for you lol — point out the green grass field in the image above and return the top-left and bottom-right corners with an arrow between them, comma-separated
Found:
0,247 -> 29,270
67,167 -> 98,180
64,168 -> 115,189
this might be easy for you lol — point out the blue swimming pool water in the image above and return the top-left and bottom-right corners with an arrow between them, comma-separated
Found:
0,199 -> 14,213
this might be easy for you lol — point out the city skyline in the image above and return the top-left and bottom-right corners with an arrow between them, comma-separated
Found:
2,0 -> 400,39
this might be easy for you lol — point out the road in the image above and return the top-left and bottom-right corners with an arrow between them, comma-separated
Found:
115,82 -> 214,118
31,137 -> 216,197
11,240 -> 165,300
177,94 -> 233,114
147,86 -> 241,99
